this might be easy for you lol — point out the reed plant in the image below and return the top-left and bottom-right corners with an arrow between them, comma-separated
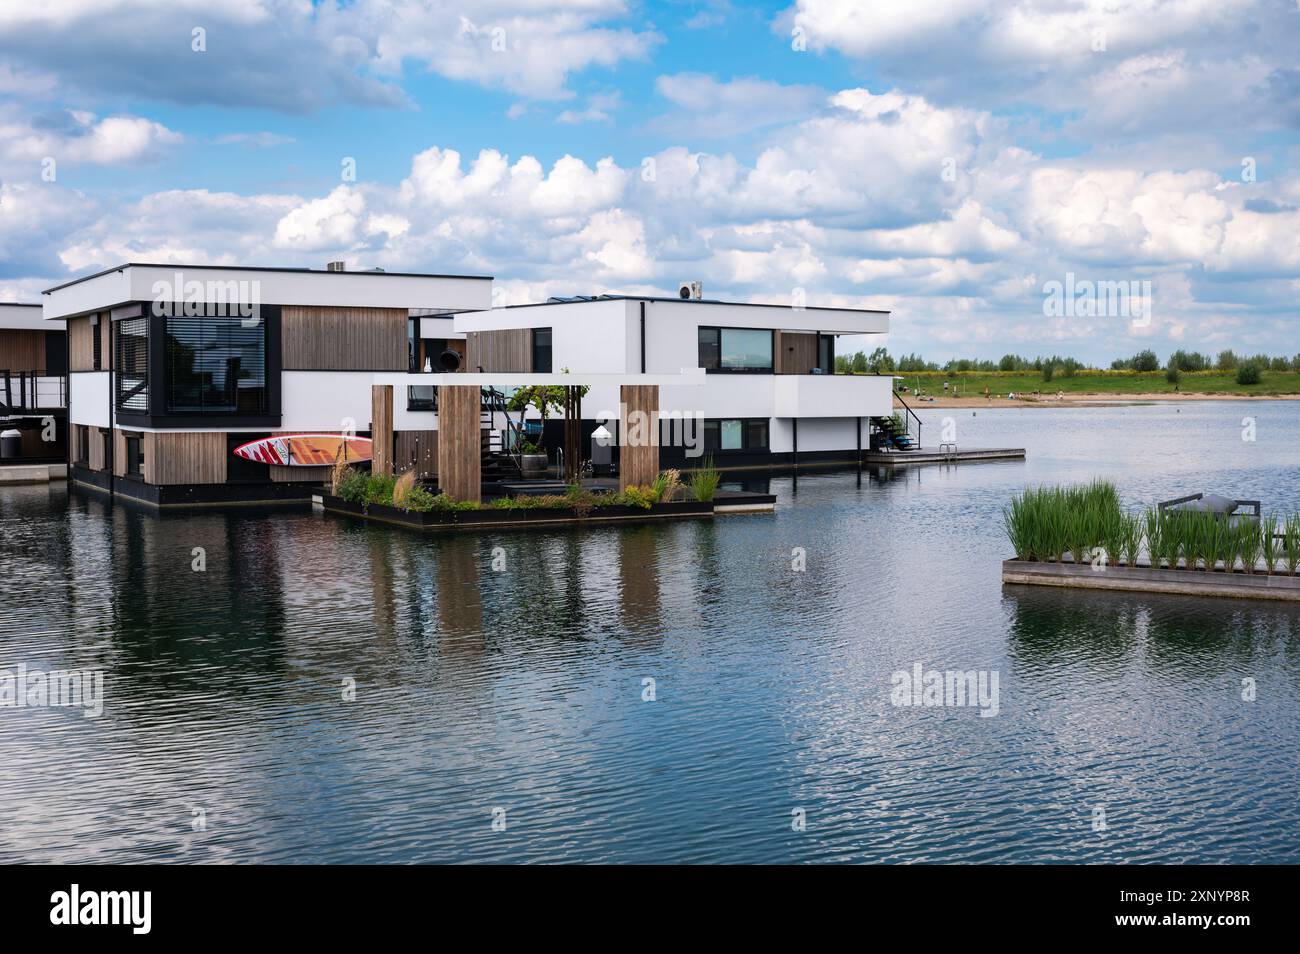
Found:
1003,480 -> 1123,563
1236,518 -> 1263,574
1120,513 -> 1144,567
1261,516 -> 1281,574
1284,514 -> 1300,576
687,457 -> 721,503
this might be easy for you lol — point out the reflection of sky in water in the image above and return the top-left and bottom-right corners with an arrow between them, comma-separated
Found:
1,401 -> 1297,862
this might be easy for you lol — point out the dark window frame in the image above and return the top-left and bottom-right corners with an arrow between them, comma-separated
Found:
531,327 -> 553,373
697,326 -> 774,374
702,417 -> 770,454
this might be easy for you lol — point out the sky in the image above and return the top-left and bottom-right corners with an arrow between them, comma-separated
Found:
0,0 -> 1297,364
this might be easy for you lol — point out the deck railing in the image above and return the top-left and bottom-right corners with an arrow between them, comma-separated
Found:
1,370 -> 66,414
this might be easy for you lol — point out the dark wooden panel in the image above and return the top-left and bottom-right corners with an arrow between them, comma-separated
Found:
776,331 -> 818,374
395,430 -> 438,478
371,385 -> 394,476
620,384 -> 659,490
282,305 -> 407,370
0,329 -> 45,372
465,329 -> 531,372
436,385 -> 481,502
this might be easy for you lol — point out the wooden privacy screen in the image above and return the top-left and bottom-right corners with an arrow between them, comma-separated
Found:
395,430 -> 438,478
371,385 -> 394,476
619,384 -> 659,490
436,384 -> 481,502
465,329 -> 531,372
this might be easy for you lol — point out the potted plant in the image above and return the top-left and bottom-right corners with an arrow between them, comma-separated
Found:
517,436 -> 547,477
506,374 -> 590,479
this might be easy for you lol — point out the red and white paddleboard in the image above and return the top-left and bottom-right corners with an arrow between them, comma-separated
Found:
232,434 -> 373,467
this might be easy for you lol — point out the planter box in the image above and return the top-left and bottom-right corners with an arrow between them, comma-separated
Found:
320,495 -> 713,532
1002,558 -> 1300,602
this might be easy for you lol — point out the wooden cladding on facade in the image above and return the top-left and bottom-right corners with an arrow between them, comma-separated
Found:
282,305 -> 407,371
436,385 -> 481,502
141,431 -> 228,485
775,331 -> 818,374
0,329 -> 45,372
371,385 -> 394,476
619,384 -> 660,490
68,314 -> 113,372
465,329 -> 531,372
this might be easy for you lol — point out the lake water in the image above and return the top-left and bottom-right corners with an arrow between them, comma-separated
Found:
2,400 -> 1298,863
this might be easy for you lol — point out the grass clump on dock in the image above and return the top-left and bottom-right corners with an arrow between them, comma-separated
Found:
1003,480 -> 1122,563
687,457 -> 721,502
1008,484 -> 1300,574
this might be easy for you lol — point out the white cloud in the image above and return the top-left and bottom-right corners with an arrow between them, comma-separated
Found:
0,109 -> 181,166
0,1 -> 658,111
7,81 -> 1300,363
652,74 -> 825,137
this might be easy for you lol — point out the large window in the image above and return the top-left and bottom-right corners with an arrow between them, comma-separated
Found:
532,328 -> 553,373
164,316 -> 267,414
115,317 -> 149,411
702,417 -> 769,454
698,327 -> 773,372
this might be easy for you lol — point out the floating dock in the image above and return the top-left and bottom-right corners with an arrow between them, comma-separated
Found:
862,447 -> 1025,466
1002,558 -> 1300,602
0,463 -> 67,484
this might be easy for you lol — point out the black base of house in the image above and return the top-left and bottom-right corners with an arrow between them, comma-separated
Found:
320,494 -> 715,533
71,464 -> 322,507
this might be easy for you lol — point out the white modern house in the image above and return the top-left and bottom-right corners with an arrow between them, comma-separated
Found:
44,262 -> 492,504
444,290 -> 893,469
42,261 -> 894,505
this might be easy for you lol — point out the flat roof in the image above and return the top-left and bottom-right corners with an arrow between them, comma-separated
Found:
43,262 -> 493,294
525,294 -> 889,314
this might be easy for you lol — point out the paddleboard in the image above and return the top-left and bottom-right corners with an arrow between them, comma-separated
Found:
233,434 -> 373,467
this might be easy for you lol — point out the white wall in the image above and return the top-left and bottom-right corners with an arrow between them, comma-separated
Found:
69,372 -> 111,427
281,372 -> 379,432
0,303 -> 61,330
43,265 -> 493,319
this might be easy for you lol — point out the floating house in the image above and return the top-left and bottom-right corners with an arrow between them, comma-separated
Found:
0,302 -> 67,480
42,262 -> 894,506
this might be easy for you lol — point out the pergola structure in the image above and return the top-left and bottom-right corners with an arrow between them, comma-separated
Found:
370,370 -> 705,503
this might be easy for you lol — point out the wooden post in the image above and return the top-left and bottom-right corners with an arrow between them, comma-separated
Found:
371,385 -> 394,476
436,384 -> 481,503
563,385 -> 582,484
619,384 -> 659,490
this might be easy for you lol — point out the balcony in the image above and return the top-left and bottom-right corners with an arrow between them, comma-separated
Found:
1,370 -> 66,415
772,373 -> 892,419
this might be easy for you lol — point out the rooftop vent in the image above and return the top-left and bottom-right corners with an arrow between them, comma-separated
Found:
326,261 -> 346,272
678,280 -> 703,300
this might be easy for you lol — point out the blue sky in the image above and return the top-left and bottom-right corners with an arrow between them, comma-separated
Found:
1,0 -> 1298,364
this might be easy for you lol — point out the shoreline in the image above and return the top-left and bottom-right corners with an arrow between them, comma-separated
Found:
902,392 -> 1300,409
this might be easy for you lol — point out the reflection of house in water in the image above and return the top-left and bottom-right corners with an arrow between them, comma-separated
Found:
436,536 -> 483,644
618,526 -> 662,639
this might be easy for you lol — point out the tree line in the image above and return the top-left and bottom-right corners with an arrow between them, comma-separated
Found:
836,347 -> 1300,384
